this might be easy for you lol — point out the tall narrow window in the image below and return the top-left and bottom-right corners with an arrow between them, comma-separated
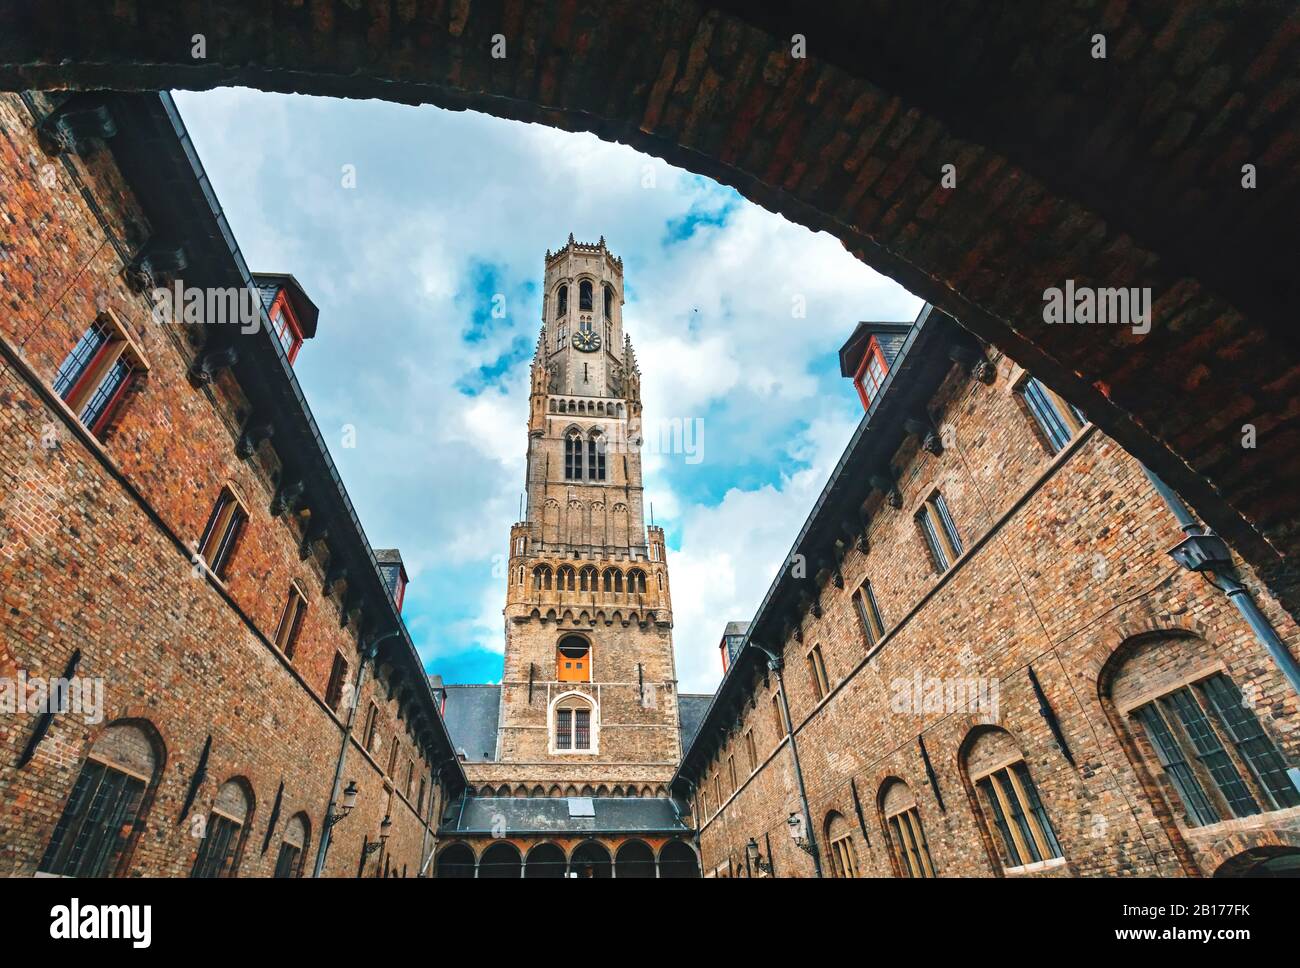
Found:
273,814 -> 309,878
727,755 -> 738,792
854,579 -> 886,648
973,762 -> 1063,869
916,491 -> 962,572
198,486 -> 249,580
565,431 -> 583,480
825,812 -> 859,878
556,284 -> 568,318
363,703 -> 380,753
1020,376 -> 1086,454
388,740 -> 400,778
771,692 -> 788,742
603,283 -> 614,320
807,645 -> 830,702
38,722 -> 160,878
745,730 -> 758,773
587,432 -> 606,481
579,280 -> 593,312
191,779 -> 252,878
51,310 -> 148,438
274,583 -> 308,658
853,336 -> 889,410
881,781 -> 935,878
325,652 -> 349,712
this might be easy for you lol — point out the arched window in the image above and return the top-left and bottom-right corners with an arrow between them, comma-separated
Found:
627,569 -> 647,594
825,812 -> 858,878
579,279 -> 593,312
191,778 -> 254,878
556,635 -> 591,683
556,284 -> 568,318
39,720 -> 163,878
532,565 -> 553,590
587,431 -> 607,481
604,283 -> 614,320
602,568 -> 623,594
565,430 -> 583,480
1106,634 -> 1300,828
553,693 -> 596,752
273,813 -> 311,878
880,779 -> 935,878
556,566 -> 576,591
963,727 -> 1063,870
579,566 -> 598,591
436,842 -> 476,878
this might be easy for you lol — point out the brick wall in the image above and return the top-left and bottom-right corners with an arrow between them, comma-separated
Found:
0,92 -> 445,877
691,351 -> 1300,878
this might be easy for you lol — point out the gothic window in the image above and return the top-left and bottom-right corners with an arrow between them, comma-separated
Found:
588,431 -> 607,481
51,310 -> 148,439
38,721 -> 162,878
1019,375 -> 1087,454
579,280 -> 593,312
325,652 -> 349,712
533,565 -> 553,590
964,727 -> 1063,870
579,566 -> 598,591
556,566 -> 576,591
556,323 -> 567,349
557,284 -> 568,318
191,779 -> 254,878
807,644 -> 830,701
880,780 -> 936,878
604,283 -> 614,320
556,635 -> 591,683
198,485 -> 249,579
825,812 -> 859,878
602,568 -> 623,594
273,813 -> 310,878
553,693 -> 595,751
565,431 -> 583,480
627,569 -> 647,594
854,579 -> 886,649
916,490 -> 962,572
363,702 -> 380,753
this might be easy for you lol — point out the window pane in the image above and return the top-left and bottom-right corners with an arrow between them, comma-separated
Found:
933,494 -> 963,557
575,709 -> 591,750
53,321 -> 110,398
1013,762 -> 1064,859
79,357 -> 132,430
917,509 -> 949,570
556,709 -> 572,749
1023,378 -> 1073,453
994,770 -> 1043,864
1136,703 -> 1220,826
977,776 -> 1021,867
1161,689 -> 1259,818
1198,674 -> 1300,810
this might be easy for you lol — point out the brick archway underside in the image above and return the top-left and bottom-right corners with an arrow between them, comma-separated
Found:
3,1 -> 1298,610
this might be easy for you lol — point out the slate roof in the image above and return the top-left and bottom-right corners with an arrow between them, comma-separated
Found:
722,621 -> 750,637
678,694 -> 713,752
837,320 -> 914,377
441,796 -> 690,835
441,684 -> 501,762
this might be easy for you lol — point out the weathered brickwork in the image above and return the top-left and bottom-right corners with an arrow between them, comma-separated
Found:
1,0 -> 1296,623
0,92 -> 459,877
686,345 -> 1300,878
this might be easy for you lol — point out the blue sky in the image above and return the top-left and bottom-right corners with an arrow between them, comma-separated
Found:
173,89 -> 922,693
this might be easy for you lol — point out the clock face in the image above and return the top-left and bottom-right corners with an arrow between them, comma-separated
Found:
573,329 -> 601,352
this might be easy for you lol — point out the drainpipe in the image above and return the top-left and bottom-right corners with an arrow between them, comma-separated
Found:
1141,465 -> 1300,698
752,644 -> 823,878
313,630 -> 396,878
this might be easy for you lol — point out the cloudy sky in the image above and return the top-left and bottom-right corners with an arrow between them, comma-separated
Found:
173,89 -> 922,694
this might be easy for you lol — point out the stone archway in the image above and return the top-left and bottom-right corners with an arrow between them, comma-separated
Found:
435,842 -> 476,879
4,1 -> 1298,613
570,841 -> 612,879
1214,846 -> 1300,878
614,839 -> 656,878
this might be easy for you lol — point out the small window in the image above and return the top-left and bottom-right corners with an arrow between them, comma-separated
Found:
270,297 -> 304,363
713,772 -> 722,806
700,786 -> 711,819
191,779 -> 252,878
325,652 -> 349,712
405,759 -> 415,799
771,692 -> 788,741
557,284 -> 568,318
557,566 -> 576,591
198,485 -> 249,580
273,813 -> 310,878
745,730 -> 758,773
854,579 -> 886,648
388,739 -> 400,778
554,695 -> 594,751
826,812 -> 859,878
51,310 -> 148,438
274,583 -> 308,658
533,565 -> 553,590
417,777 -> 427,813
579,280 -> 593,312
852,336 -> 889,410
363,703 -> 380,754
1019,376 -> 1086,454
604,283 -> 614,320
916,491 -> 962,572
727,755 -> 737,792
807,645 -> 830,702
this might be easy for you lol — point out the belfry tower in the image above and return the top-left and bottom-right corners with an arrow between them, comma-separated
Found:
494,235 -> 681,791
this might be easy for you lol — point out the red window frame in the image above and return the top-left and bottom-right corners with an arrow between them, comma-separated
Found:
852,336 -> 889,411
270,291 -> 304,364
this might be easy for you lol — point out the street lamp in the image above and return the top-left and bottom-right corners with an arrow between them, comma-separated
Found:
746,837 -> 772,876
326,780 -> 359,829
787,811 -> 817,857
363,814 -> 393,859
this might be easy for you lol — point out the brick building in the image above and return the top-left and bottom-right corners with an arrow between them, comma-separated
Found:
0,90 -> 466,878
432,239 -> 701,878
671,304 -> 1300,879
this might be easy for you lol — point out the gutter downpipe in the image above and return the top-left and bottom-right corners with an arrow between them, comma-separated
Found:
312,630 -> 395,878
1141,465 -> 1300,698
752,644 -> 823,878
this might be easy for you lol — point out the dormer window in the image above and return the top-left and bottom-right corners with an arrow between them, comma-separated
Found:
854,336 -> 888,410
270,298 -> 303,363
253,273 -> 319,368
376,550 -> 408,612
